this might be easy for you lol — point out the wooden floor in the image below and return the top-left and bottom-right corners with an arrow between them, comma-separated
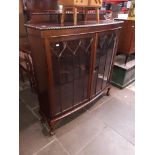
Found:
19,81 -> 135,155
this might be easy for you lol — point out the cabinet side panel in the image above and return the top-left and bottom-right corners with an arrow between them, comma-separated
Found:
28,32 -> 50,118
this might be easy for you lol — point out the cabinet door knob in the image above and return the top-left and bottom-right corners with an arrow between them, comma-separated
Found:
132,26 -> 135,28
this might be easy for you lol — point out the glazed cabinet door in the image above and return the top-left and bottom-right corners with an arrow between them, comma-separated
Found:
92,31 -> 117,96
49,34 -> 94,116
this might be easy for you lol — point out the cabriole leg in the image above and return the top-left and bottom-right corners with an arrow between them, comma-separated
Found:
106,87 -> 111,96
49,121 -> 57,136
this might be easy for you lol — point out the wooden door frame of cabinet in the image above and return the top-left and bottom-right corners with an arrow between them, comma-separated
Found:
45,33 -> 96,116
88,33 -> 98,100
107,30 -> 120,87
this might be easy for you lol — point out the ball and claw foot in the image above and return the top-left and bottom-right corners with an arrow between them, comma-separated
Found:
49,129 -> 55,136
106,88 -> 111,96
49,122 -> 56,136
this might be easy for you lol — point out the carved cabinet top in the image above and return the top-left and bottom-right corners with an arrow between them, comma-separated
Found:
25,20 -> 124,30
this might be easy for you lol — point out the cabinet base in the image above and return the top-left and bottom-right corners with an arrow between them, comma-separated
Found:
39,86 -> 111,135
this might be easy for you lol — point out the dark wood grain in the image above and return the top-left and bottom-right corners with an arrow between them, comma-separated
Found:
115,19 -> 135,55
26,20 -> 123,133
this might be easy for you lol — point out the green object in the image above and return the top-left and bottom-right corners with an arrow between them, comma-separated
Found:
111,56 -> 135,89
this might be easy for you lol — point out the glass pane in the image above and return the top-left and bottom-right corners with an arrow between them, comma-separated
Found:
92,31 -> 116,96
50,36 -> 93,115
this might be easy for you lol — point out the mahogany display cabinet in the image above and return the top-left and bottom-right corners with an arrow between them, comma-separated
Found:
25,20 -> 123,134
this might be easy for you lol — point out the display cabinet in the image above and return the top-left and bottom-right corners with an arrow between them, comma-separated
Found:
25,20 -> 123,134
